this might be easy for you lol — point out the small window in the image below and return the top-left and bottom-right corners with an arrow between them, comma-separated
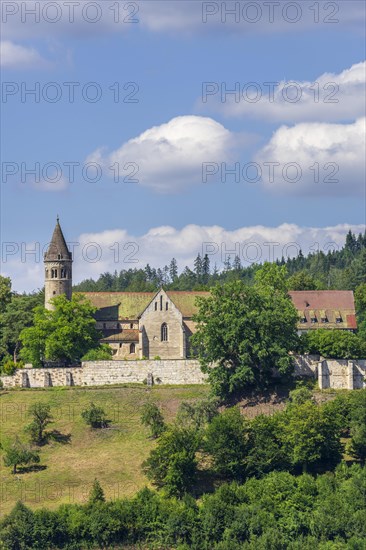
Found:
311,317 -> 317,324
161,323 -> 168,342
58,254 -> 61,260
119,343 -> 123,349
103,323 -> 106,329
155,302 -> 157,311
130,343 -> 136,354
160,295 -> 163,311
335,310 -> 343,323
166,302 -> 168,311
130,323 -> 133,329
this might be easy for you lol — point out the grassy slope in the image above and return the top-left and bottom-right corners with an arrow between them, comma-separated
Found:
0,384 -> 209,516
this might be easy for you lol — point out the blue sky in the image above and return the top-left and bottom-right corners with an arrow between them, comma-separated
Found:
1,1 -> 365,291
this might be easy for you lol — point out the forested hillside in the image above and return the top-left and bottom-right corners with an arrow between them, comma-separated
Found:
73,230 -> 366,293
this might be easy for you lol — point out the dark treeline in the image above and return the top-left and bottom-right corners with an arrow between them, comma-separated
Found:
1,466 -> 365,550
73,230 -> 366,292
1,389 -> 366,549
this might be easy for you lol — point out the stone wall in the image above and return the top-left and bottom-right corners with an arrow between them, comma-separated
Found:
0,367 -> 83,388
292,356 -> 366,390
0,360 -> 207,388
1,357 -> 365,390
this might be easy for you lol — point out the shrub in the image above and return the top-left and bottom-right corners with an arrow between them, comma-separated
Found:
81,402 -> 108,428
1,358 -> 24,376
81,345 -> 113,361
143,426 -> 199,497
3,438 -> 40,474
88,479 -> 106,505
25,402 -> 53,445
141,402 -> 166,438
176,398 -> 220,431
303,329 -> 366,359
204,407 -> 248,480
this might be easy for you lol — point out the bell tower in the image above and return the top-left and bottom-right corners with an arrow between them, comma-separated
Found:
44,216 -> 73,310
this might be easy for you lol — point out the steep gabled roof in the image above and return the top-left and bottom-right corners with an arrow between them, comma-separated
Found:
83,292 -> 154,320
44,217 -> 72,261
82,290 -> 210,320
166,291 -> 210,317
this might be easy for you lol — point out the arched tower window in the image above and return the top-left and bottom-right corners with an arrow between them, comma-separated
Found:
161,323 -> 168,342
130,343 -> 136,354
160,295 -> 163,311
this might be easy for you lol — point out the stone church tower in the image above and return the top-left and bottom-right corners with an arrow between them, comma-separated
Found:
44,217 -> 72,310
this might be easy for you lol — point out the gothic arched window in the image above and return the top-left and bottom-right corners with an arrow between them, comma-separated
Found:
161,323 -> 168,342
130,343 -> 136,354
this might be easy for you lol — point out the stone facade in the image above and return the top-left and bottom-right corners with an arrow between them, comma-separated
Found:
41,221 -> 358,360
44,260 -> 72,309
1,356 -> 365,390
0,359 -> 207,388
139,290 -> 186,359
44,218 -> 73,310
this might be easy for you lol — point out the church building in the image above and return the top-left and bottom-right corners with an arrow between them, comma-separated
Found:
44,219 -> 358,360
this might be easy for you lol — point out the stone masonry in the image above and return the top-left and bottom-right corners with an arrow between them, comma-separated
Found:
1,356 -> 365,390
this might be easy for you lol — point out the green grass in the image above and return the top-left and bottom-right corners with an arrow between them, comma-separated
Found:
0,384 -> 209,516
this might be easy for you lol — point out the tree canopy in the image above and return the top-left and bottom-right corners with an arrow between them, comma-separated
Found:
192,264 -> 300,397
20,294 -> 101,367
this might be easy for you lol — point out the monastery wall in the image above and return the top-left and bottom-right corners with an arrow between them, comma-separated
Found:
1,357 -> 365,390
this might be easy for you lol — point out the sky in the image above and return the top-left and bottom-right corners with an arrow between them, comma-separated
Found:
0,0 -> 365,292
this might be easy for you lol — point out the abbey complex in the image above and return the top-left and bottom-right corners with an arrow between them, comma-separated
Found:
44,219 -> 358,361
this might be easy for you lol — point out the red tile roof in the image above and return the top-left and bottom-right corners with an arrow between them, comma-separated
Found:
288,290 -> 355,310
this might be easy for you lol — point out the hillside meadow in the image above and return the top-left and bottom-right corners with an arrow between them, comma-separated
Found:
0,384 -> 210,516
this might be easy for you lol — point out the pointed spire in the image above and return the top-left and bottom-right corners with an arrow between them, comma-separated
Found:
44,217 -> 72,261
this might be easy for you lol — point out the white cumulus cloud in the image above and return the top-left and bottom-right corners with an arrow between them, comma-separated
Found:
87,115 -> 247,193
254,117 -> 366,196
3,223 -> 365,293
0,40 -> 48,69
200,61 -> 366,123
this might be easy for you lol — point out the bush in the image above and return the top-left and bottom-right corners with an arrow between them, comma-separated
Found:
140,402 -> 166,438
88,479 -> 106,505
81,345 -> 113,361
81,402 -> 108,428
176,398 -> 219,431
3,438 -> 40,474
288,385 -> 314,405
153,355 -> 161,360
204,407 -> 248,480
302,329 -> 366,359
25,402 -> 53,445
1,358 -> 24,376
143,426 -> 199,497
